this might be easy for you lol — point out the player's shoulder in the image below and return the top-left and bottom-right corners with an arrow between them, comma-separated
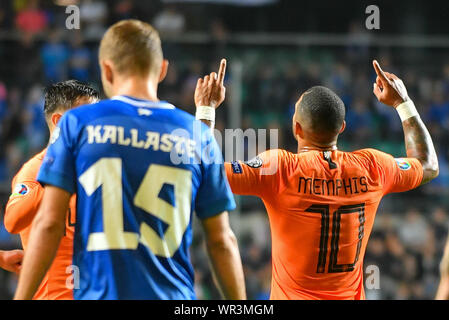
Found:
13,149 -> 46,182
257,149 -> 292,162
248,149 -> 294,173
352,148 -> 393,161
350,148 -> 396,171
66,96 -> 195,126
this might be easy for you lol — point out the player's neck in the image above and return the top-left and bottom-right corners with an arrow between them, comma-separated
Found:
112,77 -> 160,102
297,141 -> 338,154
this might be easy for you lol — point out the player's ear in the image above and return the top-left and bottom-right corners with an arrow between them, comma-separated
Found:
158,59 -> 169,83
339,121 -> 346,134
51,113 -> 63,127
295,121 -> 304,140
101,60 -> 114,86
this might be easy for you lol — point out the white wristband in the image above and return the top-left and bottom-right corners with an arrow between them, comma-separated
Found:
196,106 -> 216,122
397,100 -> 419,122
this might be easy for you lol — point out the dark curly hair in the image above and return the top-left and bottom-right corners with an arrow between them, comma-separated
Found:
44,80 -> 100,118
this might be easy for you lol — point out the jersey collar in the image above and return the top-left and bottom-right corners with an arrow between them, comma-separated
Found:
111,95 -> 175,109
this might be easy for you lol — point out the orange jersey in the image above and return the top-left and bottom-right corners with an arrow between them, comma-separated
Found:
225,148 -> 423,300
5,149 -> 76,300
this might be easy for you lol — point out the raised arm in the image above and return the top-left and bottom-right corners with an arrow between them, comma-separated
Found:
372,60 -> 439,185
194,59 -> 227,129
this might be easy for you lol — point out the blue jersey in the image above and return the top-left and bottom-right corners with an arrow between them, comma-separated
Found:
37,96 -> 236,300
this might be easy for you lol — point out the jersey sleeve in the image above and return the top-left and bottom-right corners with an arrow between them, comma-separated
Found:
37,113 -> 78,194
224,149 -> 283,197
4,179 -> 44,234
368,149 -> 424,194
195,127 -> 236,219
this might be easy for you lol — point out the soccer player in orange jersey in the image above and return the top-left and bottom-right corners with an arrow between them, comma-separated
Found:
2,80 -> 99,300
194,59 -> 439,300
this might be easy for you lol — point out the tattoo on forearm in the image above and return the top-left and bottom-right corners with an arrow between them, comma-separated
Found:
402,116 -> 438,184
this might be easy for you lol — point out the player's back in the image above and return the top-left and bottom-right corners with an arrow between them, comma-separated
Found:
41,95 -> 235,300
225,148 -> 423,300
267,150 -> 384,300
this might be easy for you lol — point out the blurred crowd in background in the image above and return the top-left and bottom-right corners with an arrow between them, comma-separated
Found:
0,0 -> 448,300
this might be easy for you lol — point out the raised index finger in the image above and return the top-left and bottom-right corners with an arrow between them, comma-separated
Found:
373,60 -> 389,83
217,59 -> 227,85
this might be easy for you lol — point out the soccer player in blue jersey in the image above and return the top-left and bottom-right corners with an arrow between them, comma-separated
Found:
15,20 -> 246,300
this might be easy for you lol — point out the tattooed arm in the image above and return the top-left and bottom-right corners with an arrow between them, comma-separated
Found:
372,60 -> 439,185
402,115 -> 439,184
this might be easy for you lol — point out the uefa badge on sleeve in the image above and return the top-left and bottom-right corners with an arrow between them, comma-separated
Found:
11,183 -> 29,197
245,156 -> 263,169
395,158 -> 411,171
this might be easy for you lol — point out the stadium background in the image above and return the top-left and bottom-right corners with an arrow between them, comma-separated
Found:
0,0 -> 449,300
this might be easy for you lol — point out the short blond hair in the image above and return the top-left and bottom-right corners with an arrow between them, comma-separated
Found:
99,19 -> 163,77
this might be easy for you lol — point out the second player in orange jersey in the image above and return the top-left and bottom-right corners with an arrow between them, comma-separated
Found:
4,81 -> 99,300
194,59 -> 439,300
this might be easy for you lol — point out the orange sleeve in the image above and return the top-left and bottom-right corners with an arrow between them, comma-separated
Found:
4,165 -> 44,234
224,149 -> 284,197
366,149 -> 424,194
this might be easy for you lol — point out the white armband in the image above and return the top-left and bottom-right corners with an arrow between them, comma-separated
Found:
397,100 -> 419,122
196,106 -> 216,122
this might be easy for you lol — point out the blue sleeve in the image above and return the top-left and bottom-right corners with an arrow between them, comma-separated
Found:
195,128 -> 236,219
37,113 -> 78,194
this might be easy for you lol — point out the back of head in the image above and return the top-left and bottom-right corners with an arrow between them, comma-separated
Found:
44,80 -> 100,119
99,19 -> 163,78
296,86 -> 346,144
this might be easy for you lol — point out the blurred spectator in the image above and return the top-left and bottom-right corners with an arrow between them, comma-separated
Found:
40,30 -> 69,83
69,32 -> 91,82
210,20 -> 229,60
242,241 -> 271,299
345,97 -> 374,147
427,90 -> 449,129
0,83 -> 7,124
398,209 -> 429,250
153,5 -> 185,36
11,32 -> 41,88
112,0 -> 136,21
159,63 -> 181,105
431,207 -> 449,247
22,84 -> 46,154
80,0 -> 108,39
0,4 -> 9,29
15,0 -> 48,35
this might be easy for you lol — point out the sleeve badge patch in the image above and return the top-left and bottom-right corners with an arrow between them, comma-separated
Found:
395,158 -> 411,171
11,183 -> 30,197
244,156 -> 263,169
231,161 -> 243,174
